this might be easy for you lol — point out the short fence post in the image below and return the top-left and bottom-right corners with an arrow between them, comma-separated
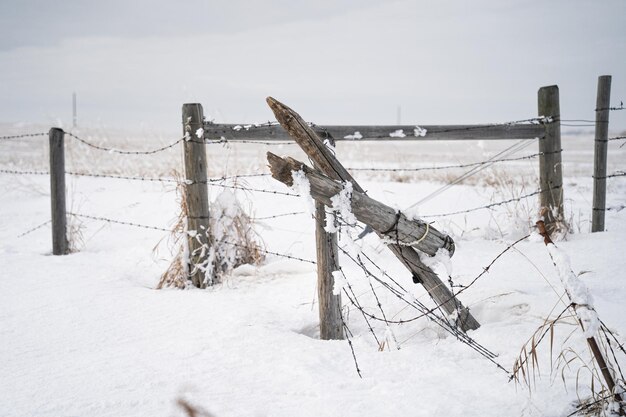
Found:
315,200 -> 344,340
537,85 -> 565,234
182,103 -> 211,288
49,127 -> 69,255
592,75 -> 612,232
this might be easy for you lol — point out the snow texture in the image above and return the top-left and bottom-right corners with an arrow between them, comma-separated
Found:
290,169 -> 316,216
547,243 -> 600,338
344,131 -> 363,140
389,129 -> 406,138
324,181 -> 356,233
414,126 -> 427,137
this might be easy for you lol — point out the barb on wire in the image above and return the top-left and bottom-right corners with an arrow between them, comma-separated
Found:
453,235 -> 529,298
347,150 -> 558,173
221,240 -> 315,264
66,171 -> 180,183
68,212 -> 170,232
206,182 -> 298,196
66,131 -> 186,155
0,169 -> 49,176
0,132 -> 47,140
596,104 -> 625,112
17,220 -> 51,238
608,136 -> 626,141
254,211 -> 305,220
594,171 -> 626,180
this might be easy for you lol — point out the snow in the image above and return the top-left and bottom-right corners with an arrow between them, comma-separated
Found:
344,131 -> 363,140
1,127 -> 625,417
414,126 -> 427,137
547,243 -> 600,338
389,129 -> 406,138
324,181 -> 357,234
290,169 -> 316,217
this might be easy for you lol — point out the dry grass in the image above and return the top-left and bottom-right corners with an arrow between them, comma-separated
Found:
157,174 -> 264,289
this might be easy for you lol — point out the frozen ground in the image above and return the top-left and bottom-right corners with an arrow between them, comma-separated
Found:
1,123 -> 625,416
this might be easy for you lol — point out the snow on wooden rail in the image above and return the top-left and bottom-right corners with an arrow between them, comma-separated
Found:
204,122 -> 545,141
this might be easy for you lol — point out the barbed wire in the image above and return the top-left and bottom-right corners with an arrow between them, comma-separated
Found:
596,104 -> 625,112
17,220 -> 51,238
419,186 -> 561,218
346,150 -> 558,173
68,212 -> 171,232
0,169 -> 49,176
206,182 -> 298,196
0,132 -> 47,140
66,171 -> 179,183
65,131 -> 187,155
220,241 -> 316,264
594,171 -> 625,180
336,245 -> 511,373
254,211 -> 305,220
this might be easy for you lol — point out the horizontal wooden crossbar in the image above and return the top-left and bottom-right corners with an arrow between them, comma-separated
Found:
204,123 -> 545,141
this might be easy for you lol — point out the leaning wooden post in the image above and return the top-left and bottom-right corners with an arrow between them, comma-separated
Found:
49,127 -> 69,255
182,103 -> 211,288
537,85 -> 565,234
315,138 -> 344,340
592,75 -> 612,233
266,97 -> 479,332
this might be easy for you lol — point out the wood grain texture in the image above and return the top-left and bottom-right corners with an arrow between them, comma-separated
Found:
537,86 -> 564,234
315,200 -> 344,340
265,96 -> 479,331
182,104 -> 211,288
204,123 -> 543,142
49,128 -> 69,255
592,76 -> 611,233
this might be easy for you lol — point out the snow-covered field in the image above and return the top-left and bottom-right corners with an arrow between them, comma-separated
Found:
1,124 -> 625,417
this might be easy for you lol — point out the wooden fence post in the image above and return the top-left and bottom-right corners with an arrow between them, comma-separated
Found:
314,138 -> 344,340
49,128 -> 69,255
537,85 -> 564,234
182,103 -> 211,288
592,75 -> 612,232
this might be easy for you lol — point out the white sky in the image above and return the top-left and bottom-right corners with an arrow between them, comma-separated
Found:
1,0 -> 625,132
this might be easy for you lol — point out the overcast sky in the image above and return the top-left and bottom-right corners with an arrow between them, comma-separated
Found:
1,0 -> 625,132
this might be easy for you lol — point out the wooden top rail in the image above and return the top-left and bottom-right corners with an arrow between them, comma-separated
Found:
204,122 -> 545,141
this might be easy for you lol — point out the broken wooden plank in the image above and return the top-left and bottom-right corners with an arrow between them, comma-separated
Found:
265,96 -> 480,331
267,153 -> 455,256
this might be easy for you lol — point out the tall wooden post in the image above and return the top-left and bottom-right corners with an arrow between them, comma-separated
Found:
182,104 -> 211,288
537,85 -> 564,234
315,138 -> 344,340
592,75 -> 612,232
49,128 -> 69,255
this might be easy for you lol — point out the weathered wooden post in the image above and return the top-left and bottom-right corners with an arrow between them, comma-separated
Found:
592,75 -> 612,232
314,138 -> 344,340
182,103 -> 211,288
265,97 -> 480,332
49,127 -> 69,255
537,85 -> 564,234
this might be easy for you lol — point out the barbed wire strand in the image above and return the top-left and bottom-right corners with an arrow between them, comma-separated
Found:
0,132 -> 47,140
68,212 -> 171,231
65,131 -> 188,155
347,150 -> 558,173
254,211 -> 305,220
419,186 -> 561,218
0,169 -> 49,176
17,220 -> 52,238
